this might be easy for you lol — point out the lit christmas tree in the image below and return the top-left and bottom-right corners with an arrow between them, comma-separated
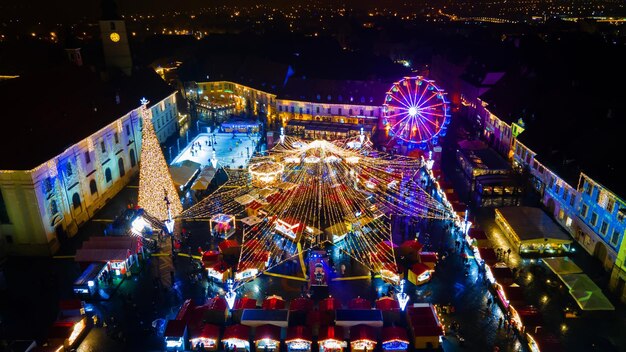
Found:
138,98 -> 183,222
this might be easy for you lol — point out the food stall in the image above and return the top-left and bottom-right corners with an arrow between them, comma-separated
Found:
375,297 -> 400,311
407,304 -> 444,350
318,326 -> 347,352
349,324 -> 377,352
407,263 -> 433,285
223,324 -> 251,351
206,260 -> 230,282
189,324 -> 220,351
468,228 -> 489,247
253,324 -> 281,352
398,240 -> 424,262
218,240 -> 241,256
286,326 -> 312,352
491,263 -> 514,286
381,327 -> 409,352
290,297 -> 313,312
164,320 -> 187,350
348,297 -> 370,310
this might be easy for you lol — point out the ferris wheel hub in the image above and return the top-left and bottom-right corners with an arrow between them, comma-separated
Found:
408,106 -> 418,117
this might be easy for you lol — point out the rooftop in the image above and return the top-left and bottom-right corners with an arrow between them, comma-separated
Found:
0,65 -> 175,170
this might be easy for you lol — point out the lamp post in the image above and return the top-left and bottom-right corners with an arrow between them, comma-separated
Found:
396,279 -> 409,311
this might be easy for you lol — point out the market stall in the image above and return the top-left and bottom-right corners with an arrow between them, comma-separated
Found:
318,326 -> 347,352
349,324 -> 377,352
335,309 -> 383,328
418,252 -> 438,270
290,297 -> 313,312
218,240 -> 240,256
189,324 -> 220,351
223,324 -> 251,351
164,320 -> 188,351
206,260 -> 230,282
407,263 -> 433,285
398,240 -> 423,262
263,295 -> 286,310
375,297 -> 400,311
210,213 -> 236,239
348,297 -> 371,310
286,326 -> 312,352
495,207 -> 573,255
241,309 -> 289,327
254,324 -> 282,352
320,297 -> 341,311
407,304 -> 444,350
381,327 -> 409,352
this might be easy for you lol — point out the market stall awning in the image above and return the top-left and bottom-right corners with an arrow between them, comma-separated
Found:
202,251 -> 220,267
350,324 -> 376,342
542,257 -> 583,276
382,326 -> 408,343
254,324 -> 281,342
336,309 -> 383,327
286,326 -> 312,342
223,324 -> 250,341
74,248 -> 129,263
169,162 -> 200,187
289,297 -> 313,312
495,207 -> 573,244
375,297 -> 400,311
241,309 -> 289,327
558,274 -> 615,311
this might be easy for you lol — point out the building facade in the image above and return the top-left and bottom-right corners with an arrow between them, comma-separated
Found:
512,138 -> 626,302
0,93 -> 178,256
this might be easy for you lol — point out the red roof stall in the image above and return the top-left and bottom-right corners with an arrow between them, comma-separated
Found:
223,324 -> 250,351
235,297 -> 258,310
164,320 -> 188,351
350,324 -> 377,352
254,324 -> 281,352
263,295 -> 286,310
468,228 -> 489,247
290,297 -> 313,312
407,263 -> 433,286
382,327 -> 409,352
407,304 -> 444,350
318,326 -> 347,351
218,240 -> 241,256
202,250 -> 220,267
375,297 -> 400,311
418,252 -> 438,270
492,264 -> 514,286
319,297 -> 341,311
189,324 -> 220,351
286,326 -> 312,352
399,240 -> 424,261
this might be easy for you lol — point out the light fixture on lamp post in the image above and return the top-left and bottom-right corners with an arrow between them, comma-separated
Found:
396,279 -> 409,311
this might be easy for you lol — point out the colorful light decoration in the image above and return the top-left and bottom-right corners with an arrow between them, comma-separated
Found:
138,98 -> 183,221
181,136 -> 456,288
383,76 -> 450,145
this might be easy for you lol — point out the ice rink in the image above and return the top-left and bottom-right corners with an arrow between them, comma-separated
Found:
171,132 -> 260,169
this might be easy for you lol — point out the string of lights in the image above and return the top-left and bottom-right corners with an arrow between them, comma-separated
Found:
137,99 -> 183,221
180,136 -> 456,286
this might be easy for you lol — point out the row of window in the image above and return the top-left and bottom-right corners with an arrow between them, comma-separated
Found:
278,105 -> 375,117
580,203 -> 622,246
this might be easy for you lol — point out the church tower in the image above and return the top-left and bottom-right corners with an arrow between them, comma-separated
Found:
99,0 -> 132,75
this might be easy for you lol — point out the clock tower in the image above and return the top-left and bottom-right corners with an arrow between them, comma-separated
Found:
99,0 -> 132,76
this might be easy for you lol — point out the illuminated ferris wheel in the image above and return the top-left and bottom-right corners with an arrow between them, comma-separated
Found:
383,76 -> 450,146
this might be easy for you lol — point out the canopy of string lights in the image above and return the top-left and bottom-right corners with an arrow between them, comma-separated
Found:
180,136 -> 455,286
